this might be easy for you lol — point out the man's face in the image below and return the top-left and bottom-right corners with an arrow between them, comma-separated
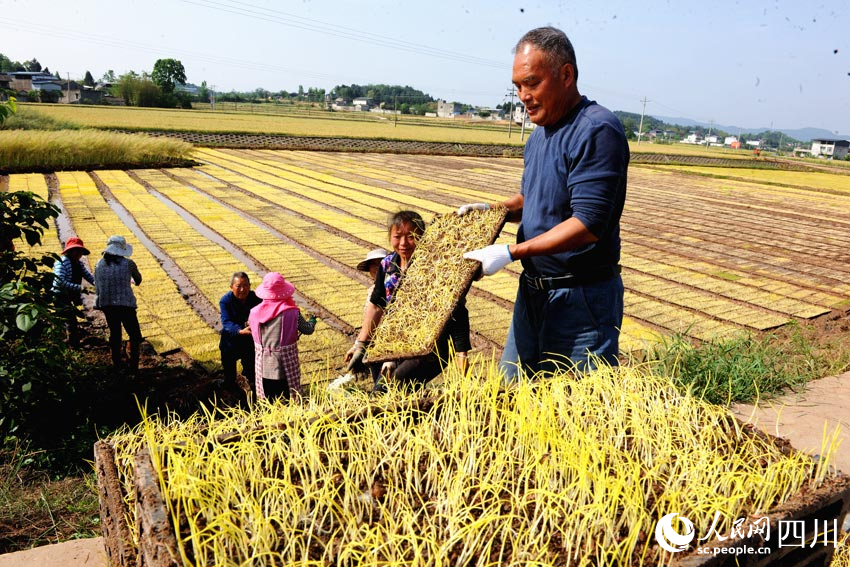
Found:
231,277 -> 250,301
512,43 -> 574,127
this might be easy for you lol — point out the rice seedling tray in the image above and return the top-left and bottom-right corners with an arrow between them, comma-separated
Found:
366,206 -> 507,363
94,372 -> 850,567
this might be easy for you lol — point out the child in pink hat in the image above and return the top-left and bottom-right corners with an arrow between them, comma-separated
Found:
248,272 -> 316,402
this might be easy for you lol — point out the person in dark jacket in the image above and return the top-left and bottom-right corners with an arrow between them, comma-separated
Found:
219,272 -> 261,396
52,236 -> 95,346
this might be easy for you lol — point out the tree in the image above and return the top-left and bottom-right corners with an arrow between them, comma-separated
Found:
0,97 -> 16,127
100,69 -> 117,83
83,71 -> 95,87
151,58 -> 186,95
23,58 -> 41,72
197,80 -> 209,103
115,72 -> 140,105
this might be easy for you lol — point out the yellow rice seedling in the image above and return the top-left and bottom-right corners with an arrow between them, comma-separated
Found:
367,207 -> 507,362
104,360 -> 842,567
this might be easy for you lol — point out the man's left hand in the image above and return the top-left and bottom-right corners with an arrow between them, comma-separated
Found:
463,244 -> 514,276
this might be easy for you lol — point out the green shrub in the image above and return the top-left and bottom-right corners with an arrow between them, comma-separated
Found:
643,325 -> 820,405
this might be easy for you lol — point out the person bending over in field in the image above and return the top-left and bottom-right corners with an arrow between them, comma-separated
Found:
52,236 -> 95,346
345,210 -> 470,394
219,272 -> 261,400
248,272 -> 316,402
94,235 -> 143,373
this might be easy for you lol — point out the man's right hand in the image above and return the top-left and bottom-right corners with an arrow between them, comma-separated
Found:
457,203 -> 490,216
345,340 -> 368,372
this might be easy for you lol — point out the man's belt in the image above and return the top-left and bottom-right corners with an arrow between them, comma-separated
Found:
522,265 -> 621,291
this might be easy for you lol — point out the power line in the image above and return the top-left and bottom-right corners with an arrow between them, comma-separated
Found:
179,0 -> 509,70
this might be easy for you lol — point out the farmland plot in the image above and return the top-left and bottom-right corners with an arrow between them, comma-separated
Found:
6,150 -> 849,381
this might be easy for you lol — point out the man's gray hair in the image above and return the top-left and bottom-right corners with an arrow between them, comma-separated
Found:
515,26 -> 578,80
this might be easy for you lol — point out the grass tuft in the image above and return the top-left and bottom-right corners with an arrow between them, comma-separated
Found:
0,129 -> 195,173
642,321 -> 839,405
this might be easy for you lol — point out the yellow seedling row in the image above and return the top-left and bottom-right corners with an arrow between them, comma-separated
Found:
626,271 -> 789,330
55,171 -> 220,369
625,230 -> 849,309
6,173 -> 60,261
107,364 -> 838,566
196,150 -> 524,290
624,291 -> 744,341
663,165 -> 850,195
623,251 -> 827,318
171,168 -> 517,351
115,169 -> 357,376
94,169 -> 260,304
270,150 -> 515,212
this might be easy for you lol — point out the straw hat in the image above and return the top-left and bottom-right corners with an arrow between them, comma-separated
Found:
62,236 -> 90,255
255,272 -> 295,301
104,235 -> 133,257
356,248 -> 389,271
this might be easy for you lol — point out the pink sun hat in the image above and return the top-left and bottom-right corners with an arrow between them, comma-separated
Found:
255,272 -> 295,301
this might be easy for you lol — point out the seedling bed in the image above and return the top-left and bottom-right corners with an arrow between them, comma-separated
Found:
94,373 -> 850,567
366,207 -> 507,363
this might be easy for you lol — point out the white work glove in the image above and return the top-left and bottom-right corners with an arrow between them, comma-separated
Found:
463,244 -> 514,276
457,203 -> 490,216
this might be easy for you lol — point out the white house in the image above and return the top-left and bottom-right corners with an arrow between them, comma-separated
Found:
810,138 -> 850,160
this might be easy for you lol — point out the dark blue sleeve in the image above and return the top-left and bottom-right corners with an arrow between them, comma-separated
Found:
568,121 -> 628,238
219,294 -> 243,337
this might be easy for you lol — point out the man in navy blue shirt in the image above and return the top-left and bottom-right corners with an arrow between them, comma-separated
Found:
219,272 -> 262,395
462,26 -> 629,381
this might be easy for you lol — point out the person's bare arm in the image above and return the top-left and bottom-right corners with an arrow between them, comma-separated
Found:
508,216 -> 598,261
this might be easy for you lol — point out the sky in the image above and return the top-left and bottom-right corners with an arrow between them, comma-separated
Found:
3,0 -> 849,136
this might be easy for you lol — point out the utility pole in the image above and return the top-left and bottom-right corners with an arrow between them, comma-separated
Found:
66,72 -> 71,104
210,85 -> 216,110
394,94 -> 398,127
705,120 -> 714,147
520,106 -> 528,141
506,87 -> 516,138
637,96 -> 650,145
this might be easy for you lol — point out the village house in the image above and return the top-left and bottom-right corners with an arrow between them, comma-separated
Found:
809,138 -> 850,160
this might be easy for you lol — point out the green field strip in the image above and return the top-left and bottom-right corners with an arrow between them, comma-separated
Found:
193,152 -> 525,296
622,245 -> 827,318
112,168 -> 355,376
55,171 -> 220,368
624,270 -> 790,330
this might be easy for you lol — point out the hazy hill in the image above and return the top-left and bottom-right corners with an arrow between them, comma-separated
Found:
651,115 -> 849,143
